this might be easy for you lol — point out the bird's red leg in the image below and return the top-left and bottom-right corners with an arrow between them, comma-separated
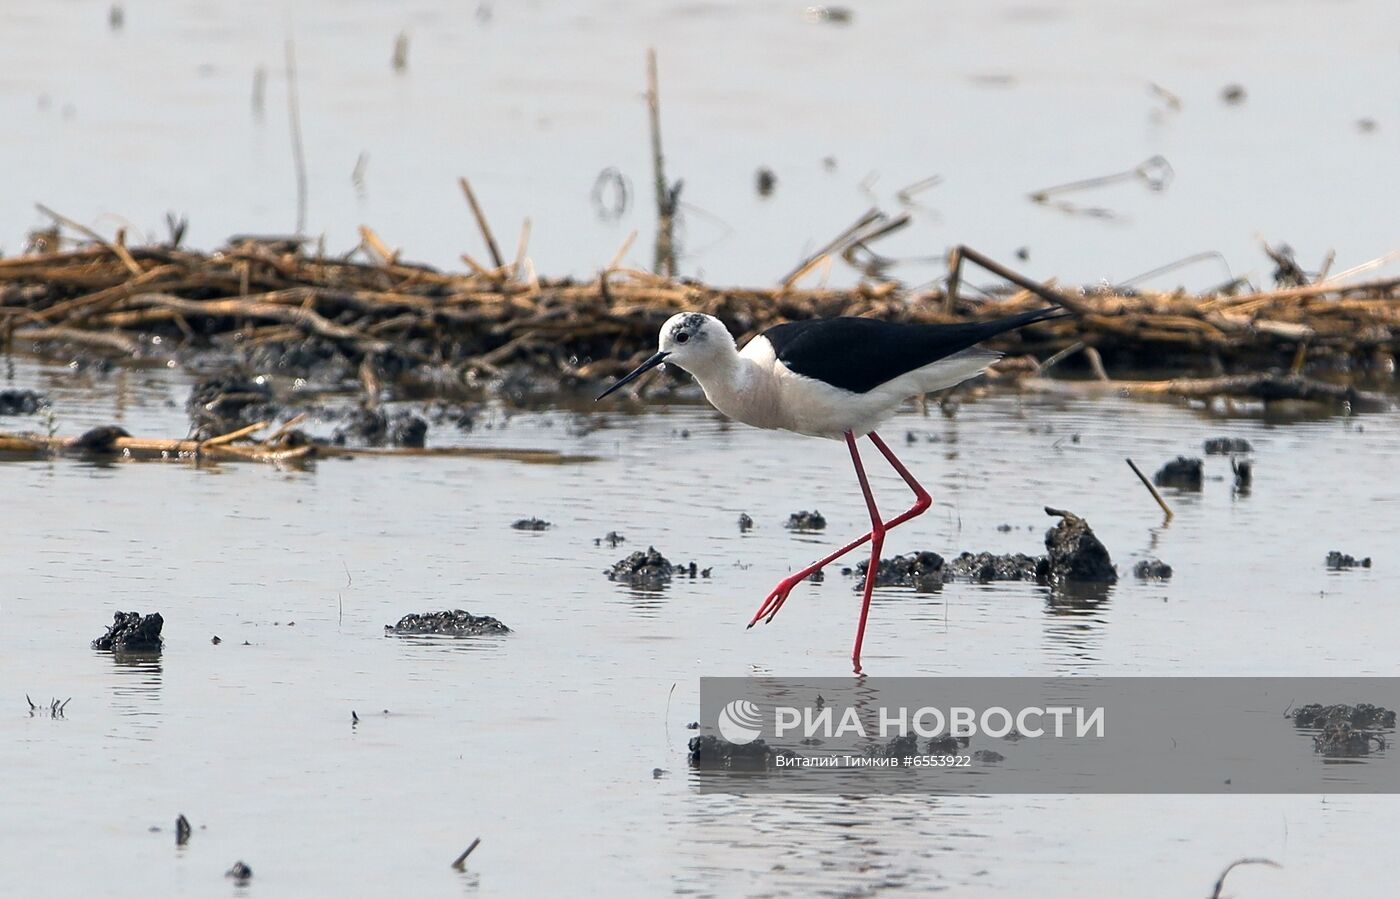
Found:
749,429 -> 932,627
848,432 -> 885,674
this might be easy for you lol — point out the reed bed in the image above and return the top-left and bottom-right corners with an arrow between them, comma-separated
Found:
2,226 -> 1398,389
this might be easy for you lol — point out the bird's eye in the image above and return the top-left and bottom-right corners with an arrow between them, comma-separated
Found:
676,332 -> 690,344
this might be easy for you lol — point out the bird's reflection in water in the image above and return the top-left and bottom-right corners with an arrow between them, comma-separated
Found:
107,651 -> 163,741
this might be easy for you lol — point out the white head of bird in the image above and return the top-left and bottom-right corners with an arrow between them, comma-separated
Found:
595,313 -> 738,400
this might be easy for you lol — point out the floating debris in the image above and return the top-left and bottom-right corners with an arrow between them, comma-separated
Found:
91,611 -> 163,651
385,610 -> 511,636
26,696 -> 71,718
511,517 -> 551,531
738,513 -> 754,532
594,531 -> 626,548
972,749 -> 1005,763
1133,559 -> 1173,579
1153,456 -> 1204,490
786,510 -> 827,531
755,167 -> 777,197
1221,83 -> 1247,105
225,861 -> 253,884
1325,551 -> 1372,570
176,815 -> 191,846
802,5 -> 853,24
1203,437 -> 1253,454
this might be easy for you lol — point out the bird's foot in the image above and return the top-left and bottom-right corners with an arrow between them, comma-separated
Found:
747,572 -> 811,627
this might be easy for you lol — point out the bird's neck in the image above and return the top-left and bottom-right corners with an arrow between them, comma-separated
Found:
685,348 -> 765,424
682,345 -> 744,393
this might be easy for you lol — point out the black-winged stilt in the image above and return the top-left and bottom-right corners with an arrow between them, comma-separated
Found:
598,307 -> 1068,672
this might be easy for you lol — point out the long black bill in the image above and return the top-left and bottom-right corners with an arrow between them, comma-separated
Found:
595,351 -> 670,401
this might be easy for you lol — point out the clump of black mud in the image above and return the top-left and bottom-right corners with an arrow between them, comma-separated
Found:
687,735 -> 792,770
851,509 -> 1114,589
950,551 -> 1041,583
0,388 -> 48,415
606,547 -> 706,587
1037,508 -> 1118,584
1133,559 -> 1173,579
853,551 -> 948,591
385,610 -> 511,636
1292,704 -> 1393,758
1204,437 -> 1253,454
1153,456 -> 1204,489
1291,703 -> 1396,729
187,376 -> 276,439
786,510 -> 827,531
331,407 -> 428,448
1326,551 -> 1371,570
73,425 -> 130,453
91,611 -> 164,651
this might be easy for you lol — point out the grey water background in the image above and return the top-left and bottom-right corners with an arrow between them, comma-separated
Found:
4,0 -> 1400,895
3,355 -> 1399,895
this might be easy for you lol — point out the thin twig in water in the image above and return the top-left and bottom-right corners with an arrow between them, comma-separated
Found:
285,40 -> 309,234
1126,458 -> 1173,521
451,837 -> 482,870
1209,857 -> 1280,899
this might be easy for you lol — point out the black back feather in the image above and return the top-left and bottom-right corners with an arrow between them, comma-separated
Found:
759,307 -> 1068,394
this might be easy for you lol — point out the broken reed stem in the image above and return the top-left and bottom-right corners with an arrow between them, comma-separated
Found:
782,208 -> 883,287
512,218 -> 532,279
458,177 -> 506,270
451,837 -> 482,870
201,420 -> 269,447
285,40 -> 309,234
1125,458 -> 1174,521
34,204 -> 142,275
645,48 -> 676,279
945,244 -> 1087,314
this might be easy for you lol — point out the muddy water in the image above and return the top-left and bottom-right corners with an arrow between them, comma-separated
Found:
6,0 -> 1400,289
2,354 -> 1397,896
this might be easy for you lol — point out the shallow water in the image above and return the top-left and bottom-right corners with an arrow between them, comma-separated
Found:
6,0 -> 1400,289
2,355 -> 1397,896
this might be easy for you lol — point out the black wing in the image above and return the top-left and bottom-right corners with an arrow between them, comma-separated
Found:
759,308 -> 1067,394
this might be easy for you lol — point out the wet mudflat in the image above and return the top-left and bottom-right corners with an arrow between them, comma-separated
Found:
2,355 -> 1398,896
